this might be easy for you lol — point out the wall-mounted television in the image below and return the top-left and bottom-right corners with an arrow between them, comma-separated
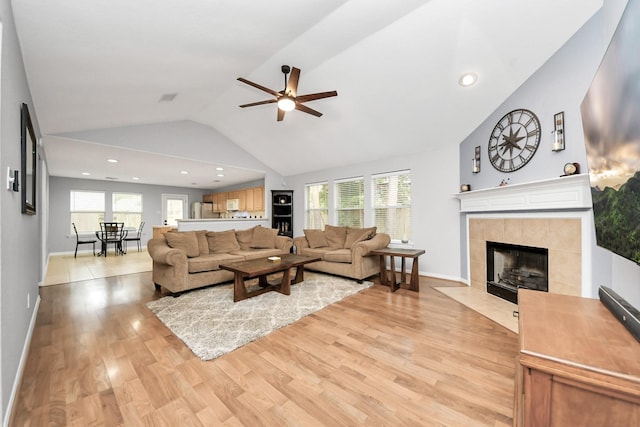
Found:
581,0 -> 640,265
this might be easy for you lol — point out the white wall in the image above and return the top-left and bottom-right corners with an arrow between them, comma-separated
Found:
285,143 -> 461,282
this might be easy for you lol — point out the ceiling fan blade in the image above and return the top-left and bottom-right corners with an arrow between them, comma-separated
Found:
237,77 -> 281,98
295,103 -> 323,117
295,91 -> 338,103
286,67 -> 300,97
239,99 -> 277,108
277,108 -> 286,121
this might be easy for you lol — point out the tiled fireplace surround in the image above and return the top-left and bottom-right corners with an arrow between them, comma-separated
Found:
457,174 -> 593,299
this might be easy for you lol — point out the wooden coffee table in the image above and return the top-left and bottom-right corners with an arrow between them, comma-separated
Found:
219,254 -> 321,302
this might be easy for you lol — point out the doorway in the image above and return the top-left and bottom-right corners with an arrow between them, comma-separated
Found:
161,194 -> 188,226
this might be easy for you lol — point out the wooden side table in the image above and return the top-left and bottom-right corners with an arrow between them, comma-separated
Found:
370,248 -> 425,292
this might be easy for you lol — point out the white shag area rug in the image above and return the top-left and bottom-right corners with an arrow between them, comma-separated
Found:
146,272 -> 373,360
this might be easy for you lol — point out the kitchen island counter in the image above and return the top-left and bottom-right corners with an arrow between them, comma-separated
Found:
177,218 -> 270,232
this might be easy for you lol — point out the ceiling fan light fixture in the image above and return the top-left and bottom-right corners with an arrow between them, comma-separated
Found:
277,96 -> 296,112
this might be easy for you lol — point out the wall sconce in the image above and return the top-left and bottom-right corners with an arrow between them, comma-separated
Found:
472,146 -> 481,173
552,111 -> 565,151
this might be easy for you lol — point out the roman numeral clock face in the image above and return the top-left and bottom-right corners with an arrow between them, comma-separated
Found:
488,109 -> 541,172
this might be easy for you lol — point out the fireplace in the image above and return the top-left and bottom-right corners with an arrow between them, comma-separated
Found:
486,241 -> 548,304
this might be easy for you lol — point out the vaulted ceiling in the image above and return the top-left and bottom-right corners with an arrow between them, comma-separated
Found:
12,0 -> 602,189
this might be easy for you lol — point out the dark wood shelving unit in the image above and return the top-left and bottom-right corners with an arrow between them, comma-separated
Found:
271,190 -> 293,238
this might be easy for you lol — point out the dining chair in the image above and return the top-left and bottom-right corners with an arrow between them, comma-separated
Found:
72,222 -> 97,258
123,221 -> 144,253
98,222 -> 127,256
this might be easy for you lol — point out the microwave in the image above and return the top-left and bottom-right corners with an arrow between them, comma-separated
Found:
226,198 -> 240,211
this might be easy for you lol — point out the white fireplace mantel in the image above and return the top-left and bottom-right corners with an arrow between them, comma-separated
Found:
454,174 -> 592,213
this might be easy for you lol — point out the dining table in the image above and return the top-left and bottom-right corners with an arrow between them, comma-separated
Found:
95,222 -> 129,256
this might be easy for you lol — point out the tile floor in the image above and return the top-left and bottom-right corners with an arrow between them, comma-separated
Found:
43,249 -> 152,286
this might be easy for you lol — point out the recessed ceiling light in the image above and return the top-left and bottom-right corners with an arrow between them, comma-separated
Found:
216,167 -> 224,171
458,72 -> 478,87
217,174 -> 224,177
107,159 -> 118,163
81,172 -> 90,176
180,171 -> 188,174
132,177 -> 140,180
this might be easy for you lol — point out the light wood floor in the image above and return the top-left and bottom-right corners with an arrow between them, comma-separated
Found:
16,262 -> 519,426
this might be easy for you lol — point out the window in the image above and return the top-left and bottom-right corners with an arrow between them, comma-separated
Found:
305,182 -> 328,229
112,193 -> 143,228
70,191 -> 105,233
372,170 -> 411,241
335,177 -> 364,228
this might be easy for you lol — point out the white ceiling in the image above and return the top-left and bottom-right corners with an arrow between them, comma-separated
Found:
12,0 -> 602,189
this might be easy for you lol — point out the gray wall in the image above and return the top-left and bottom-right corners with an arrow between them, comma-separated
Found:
0,0 -> 45,420
458,2 -> 640,307
285,143 -> 462,282
48,177 -> 210,253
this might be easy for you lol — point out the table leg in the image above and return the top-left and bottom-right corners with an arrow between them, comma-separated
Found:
292,266 -> 304,284
390,256 -> 398,292
401,257 -> 407,286
409,257 -> 420,292
378,255 -> 388,286
279,268 -> 291,296
233,274 -> 249,302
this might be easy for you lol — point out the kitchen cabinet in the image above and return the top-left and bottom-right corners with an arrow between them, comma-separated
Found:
244,188 -> 254,211
203,194 -> 214,203
253,187 -> 264,211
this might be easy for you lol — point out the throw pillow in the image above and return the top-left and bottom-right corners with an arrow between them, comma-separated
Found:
250,226 -> 278,249
324,225 -> 347,248
165,231 -> 200,258
344,226 -> 377,249
235,227 -> 255,250
303,229 -> 329,248
206,230 -> 241,253
194,230 -> 210,254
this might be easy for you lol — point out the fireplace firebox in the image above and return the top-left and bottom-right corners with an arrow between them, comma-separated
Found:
486,241 -> 548,304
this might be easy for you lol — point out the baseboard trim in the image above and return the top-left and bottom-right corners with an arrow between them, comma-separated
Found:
3,295 -> 41,427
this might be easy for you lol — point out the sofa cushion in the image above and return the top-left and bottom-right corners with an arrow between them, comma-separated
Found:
323,249 -> 353,263
344,226 -> 377,248
194,230 -> 210,254
165,231 -> 200,258
250,226 -> 278,249
206,230 -> 241,253
235,227 -> 255,250
325,225 -> 347,248
298,247 -> 333,258
303,229 -> 329,248
187,253 -> 244,273
231,248 -> 285,260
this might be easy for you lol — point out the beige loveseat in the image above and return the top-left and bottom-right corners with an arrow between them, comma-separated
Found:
293,225 -> 390,282
148,226 -> 293,294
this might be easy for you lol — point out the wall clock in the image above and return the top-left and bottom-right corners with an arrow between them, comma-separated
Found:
488,108 -> 541,172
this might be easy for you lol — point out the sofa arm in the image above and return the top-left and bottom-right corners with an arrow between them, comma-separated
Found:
293,236 -> 310,251
147,238 -> 188,266
275,235 -> 294,253
352,233 -> 391,258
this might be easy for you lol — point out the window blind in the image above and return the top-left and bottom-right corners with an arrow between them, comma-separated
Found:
372,171 -> 411,241
335,177 -> 364,227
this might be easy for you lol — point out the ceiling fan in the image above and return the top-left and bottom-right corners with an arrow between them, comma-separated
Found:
237,65 -> 337,121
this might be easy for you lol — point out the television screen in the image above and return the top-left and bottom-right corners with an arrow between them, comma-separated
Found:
581,0 -> 640,264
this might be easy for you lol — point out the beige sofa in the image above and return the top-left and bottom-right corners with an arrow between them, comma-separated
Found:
147,226 -> 293,294
293,225 -> 390,282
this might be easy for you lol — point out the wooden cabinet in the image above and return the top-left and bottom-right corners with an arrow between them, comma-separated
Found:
253,186 -> 264,211
244,188 -> 254,211
204,187 -> 264,213
272,190 -> 293,237
515,290 -> 640,426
